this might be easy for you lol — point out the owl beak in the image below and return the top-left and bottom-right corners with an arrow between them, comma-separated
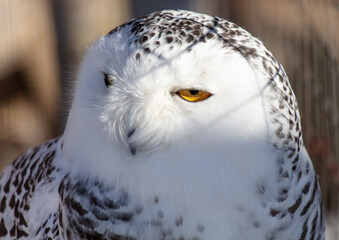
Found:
127,129 -> 136,156
127,129 -> 135,138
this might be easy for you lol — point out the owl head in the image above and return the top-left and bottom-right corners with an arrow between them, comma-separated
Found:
62,10 -> 301,185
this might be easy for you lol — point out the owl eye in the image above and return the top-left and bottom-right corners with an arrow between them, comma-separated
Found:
177,89 -> 211,102
103,73 -> 114,87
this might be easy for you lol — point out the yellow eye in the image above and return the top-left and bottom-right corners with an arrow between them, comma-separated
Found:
177,89 -> 211,102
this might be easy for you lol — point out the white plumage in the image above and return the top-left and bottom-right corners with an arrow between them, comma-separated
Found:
0,10 -> 324,240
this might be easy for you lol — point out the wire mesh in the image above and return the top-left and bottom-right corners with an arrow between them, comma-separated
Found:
201,0 -> 339,237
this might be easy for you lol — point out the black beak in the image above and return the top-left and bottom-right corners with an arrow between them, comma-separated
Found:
127,129 -> 136,138
127,129 -> 136,155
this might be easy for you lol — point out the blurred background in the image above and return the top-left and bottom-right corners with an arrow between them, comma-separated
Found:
0,0 -> 338,238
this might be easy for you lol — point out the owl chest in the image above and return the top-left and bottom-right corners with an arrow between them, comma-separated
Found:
58,175 -> 289,240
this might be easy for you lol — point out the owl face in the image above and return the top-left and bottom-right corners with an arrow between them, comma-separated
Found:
69,31 -> 272,159
63,10 -> 281,162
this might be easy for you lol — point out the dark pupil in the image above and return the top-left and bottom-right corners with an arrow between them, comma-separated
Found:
189,90 -> 199,95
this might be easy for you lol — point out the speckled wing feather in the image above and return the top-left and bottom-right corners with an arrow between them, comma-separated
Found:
0,138 -> 62,239
0,138 -> 138,240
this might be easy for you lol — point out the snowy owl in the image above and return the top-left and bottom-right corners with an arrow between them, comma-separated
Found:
0,10 -> 325,240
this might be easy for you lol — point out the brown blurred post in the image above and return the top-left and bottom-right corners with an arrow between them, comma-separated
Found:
0,0 -> 60,169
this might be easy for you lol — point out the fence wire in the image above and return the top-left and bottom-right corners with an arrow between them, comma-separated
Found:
200,0 -> 339,237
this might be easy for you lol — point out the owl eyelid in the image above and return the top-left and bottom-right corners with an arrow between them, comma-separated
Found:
101,72 -> 115,88
171,88 -> 212,94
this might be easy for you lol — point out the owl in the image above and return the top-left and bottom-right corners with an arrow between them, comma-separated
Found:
0,10 -> 324,240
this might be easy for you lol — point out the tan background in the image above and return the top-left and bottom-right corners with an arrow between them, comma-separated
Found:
0,0 -> 338,237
